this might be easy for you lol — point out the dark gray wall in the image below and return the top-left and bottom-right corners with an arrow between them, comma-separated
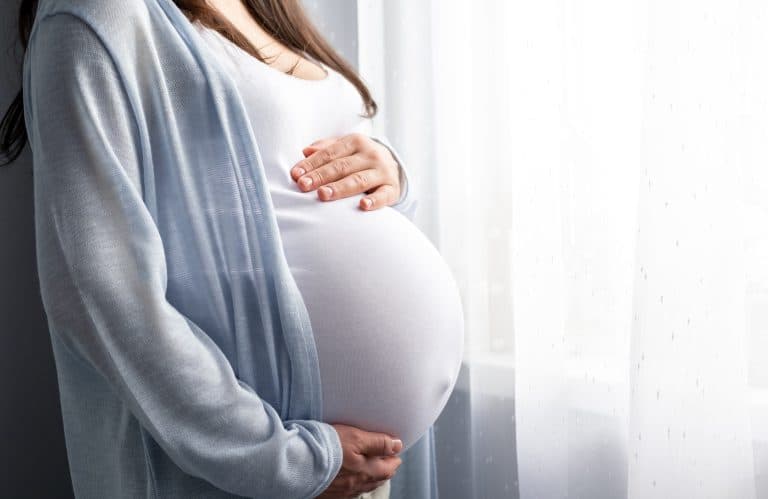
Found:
0,1 -> 74,497
0,2 -> 358,498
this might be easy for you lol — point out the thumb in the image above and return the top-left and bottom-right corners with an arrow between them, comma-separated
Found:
360,432 -> 403,457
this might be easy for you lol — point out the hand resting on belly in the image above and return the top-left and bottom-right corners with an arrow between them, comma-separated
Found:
286,132 -> 465,496
291,132 -> 405,212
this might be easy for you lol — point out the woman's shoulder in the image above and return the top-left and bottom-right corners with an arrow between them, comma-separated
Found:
31,0 -> 152,47
36,0 -> 148,18
23,1 -> 157,131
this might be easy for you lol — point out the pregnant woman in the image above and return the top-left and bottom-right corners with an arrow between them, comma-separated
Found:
2,0 -> 464,498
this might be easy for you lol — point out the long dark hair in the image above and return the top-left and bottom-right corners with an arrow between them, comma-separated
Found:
0,0 -> 377,166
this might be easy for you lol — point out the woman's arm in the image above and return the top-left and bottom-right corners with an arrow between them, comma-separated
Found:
25,13 -> 340,499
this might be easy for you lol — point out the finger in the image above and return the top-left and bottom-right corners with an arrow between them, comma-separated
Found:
359,455 -> 401,482
357,478 -> 390,494
301,137 -> 338,158
307,135 -> 340,148
329,473 -> 360,498
296,155 -> 369,195
301,145 -> 321,158
359,184 -> 399,211
291,133 -> 364,179
301,142 -> 333,158
358,431 -> 403,458
318,167 -> 386,201
341,472 -> 384,498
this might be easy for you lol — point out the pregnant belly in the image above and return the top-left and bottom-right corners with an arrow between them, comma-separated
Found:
275,194 -> 465,450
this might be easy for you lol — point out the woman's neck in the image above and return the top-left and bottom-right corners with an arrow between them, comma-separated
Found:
203,0 -> 327,81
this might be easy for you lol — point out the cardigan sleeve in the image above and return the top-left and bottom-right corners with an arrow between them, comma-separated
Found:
24,13 -> 341,499
368,134 -> 420,223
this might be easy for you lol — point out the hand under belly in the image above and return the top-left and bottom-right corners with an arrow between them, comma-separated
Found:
275,194 -> 465,450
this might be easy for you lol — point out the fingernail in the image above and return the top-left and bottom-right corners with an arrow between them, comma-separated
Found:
391,439 -> 403,454
294,167 -> 305,176
300,177 -> 313,188
362,198 -> 372,209
320,186 -> 332,198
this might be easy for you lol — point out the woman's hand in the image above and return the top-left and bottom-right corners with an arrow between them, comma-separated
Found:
317,423 -> 403,498
290,133 -> 402,211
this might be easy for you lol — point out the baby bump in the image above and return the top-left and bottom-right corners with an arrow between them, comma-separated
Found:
277,198 -> 465,450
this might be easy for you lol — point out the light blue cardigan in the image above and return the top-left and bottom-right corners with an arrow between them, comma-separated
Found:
22,0 -> 437,497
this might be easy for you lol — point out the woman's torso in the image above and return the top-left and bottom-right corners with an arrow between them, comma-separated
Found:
194,22 -> 464,449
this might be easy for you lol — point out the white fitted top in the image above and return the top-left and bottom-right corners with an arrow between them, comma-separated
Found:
195,23 -> 464,449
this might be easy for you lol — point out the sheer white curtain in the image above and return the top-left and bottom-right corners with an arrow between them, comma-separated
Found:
358,0 -> 768,498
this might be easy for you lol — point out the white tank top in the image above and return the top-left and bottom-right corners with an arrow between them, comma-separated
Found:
194,22 -> 464,450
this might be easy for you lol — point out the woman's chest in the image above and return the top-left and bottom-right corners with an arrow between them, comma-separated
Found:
195,23 -> 366,161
